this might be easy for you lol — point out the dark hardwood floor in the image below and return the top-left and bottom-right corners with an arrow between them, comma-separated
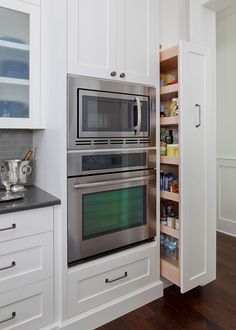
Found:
97,232 -> 236,330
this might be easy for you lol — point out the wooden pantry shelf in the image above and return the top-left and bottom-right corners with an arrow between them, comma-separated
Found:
161,257 -> 180,286
160,46 -> 178,73
160,224 -> 180,239
160,45 -> 178,62
160,83 -> 178,101
160,191 -> 179,203
160,116 -> 179,126
160,156 -> 179,165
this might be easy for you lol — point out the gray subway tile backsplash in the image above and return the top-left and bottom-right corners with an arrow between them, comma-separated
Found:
0,130 -> 33,185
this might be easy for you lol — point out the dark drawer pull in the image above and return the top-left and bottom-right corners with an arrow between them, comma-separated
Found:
0,312 -> 16,324
0,223 -> 16,232
105,271 -> 128,284
0,261 -> 16,272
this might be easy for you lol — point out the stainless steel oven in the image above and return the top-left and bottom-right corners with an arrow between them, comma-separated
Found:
67,149 -> 156,265
68,76 -> 156,149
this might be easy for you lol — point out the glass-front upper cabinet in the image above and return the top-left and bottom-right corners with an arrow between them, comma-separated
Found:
0,0 -> 40,128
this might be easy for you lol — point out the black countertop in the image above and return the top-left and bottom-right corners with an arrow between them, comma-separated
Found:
0,186 -> 61,215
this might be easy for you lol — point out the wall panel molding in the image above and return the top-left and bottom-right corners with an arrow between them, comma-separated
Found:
217,158 -> 236,236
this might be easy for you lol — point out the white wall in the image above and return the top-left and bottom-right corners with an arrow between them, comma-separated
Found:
216,4 -> 236,236
217,5 -> 236,158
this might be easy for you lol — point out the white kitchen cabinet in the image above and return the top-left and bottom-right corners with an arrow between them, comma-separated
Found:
117,0 -> 158,85
68,242 -> 158,317
67,0 -> 158,85
0,207 -> 54,329
0,279 -> 53,330
160,41 -> 216,293
0,0 -> 41,128
67,0 -> 117,80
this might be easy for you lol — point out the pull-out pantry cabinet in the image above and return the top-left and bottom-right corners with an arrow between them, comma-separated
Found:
159,41 -> 216,293
67,0 -> 158,85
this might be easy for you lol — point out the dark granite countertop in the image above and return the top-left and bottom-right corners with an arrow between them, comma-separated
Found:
0,185 -> 61,215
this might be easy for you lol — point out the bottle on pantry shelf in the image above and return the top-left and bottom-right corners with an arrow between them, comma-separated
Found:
169,98 -> 178,117
165,130 -> 173,144
169,240 -> 177,261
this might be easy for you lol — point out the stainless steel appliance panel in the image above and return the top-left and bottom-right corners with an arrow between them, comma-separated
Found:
67,149 -> 156,177
67,170 -> 156,264
68,76 -> 156,149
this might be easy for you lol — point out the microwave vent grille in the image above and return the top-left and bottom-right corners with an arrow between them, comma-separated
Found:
75,138 -> 151,147
110,139 -> 125,145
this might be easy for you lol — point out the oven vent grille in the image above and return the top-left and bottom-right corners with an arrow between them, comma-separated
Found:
75,138 -> 151,147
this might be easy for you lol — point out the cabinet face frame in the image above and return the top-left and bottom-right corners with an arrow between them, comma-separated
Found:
0,0 -> 41,128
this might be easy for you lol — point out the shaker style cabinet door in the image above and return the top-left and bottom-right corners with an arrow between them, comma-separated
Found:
179,41 -> 216,293
117,0 -> 158,85
0,0 -> 41,128
67,0 -> 117,80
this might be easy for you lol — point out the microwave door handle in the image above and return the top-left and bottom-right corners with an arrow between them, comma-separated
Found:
73,175 -> 155,190
134,97 -> 142,135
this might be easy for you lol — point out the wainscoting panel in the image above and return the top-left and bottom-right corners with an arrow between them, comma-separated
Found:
217,158 -> 236,236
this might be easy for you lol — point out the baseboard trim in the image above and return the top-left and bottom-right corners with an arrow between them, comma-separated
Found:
60,281 -> 163,330
217,229 -> 236,238
217,218 -> 236,237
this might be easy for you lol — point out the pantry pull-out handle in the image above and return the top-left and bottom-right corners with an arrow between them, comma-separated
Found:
105,272 -> 128,284
195,104 -> 201,128
0,312 -> 16,325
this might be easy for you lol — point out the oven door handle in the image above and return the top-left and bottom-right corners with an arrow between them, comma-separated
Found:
134,97 -> 142,135
73,175 -> 155,190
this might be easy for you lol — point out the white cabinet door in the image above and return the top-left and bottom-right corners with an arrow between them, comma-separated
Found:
67,0 -> 117,80
117,0 -> 158,85
0,0 -> 41,128
179,41 -> 216,293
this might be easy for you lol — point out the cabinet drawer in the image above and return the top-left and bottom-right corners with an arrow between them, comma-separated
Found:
68,242 -> 158,317
0,207 -> 53,243
0,232 -> 53,293
0,279 -> 53,330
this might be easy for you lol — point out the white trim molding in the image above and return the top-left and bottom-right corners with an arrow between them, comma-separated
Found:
217,158 -> 236,237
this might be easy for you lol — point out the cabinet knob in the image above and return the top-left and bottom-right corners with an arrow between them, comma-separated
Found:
110,71 -> 117,77
120,72 -> 126,78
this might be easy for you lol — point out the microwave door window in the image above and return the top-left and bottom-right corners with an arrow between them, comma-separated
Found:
82,186 -> 147,240
82,95 -> 134,133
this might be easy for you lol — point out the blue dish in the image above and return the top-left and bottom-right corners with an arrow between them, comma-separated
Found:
0,36 -> 25,44
0,101 -> 28,118
1,61 -> 29,80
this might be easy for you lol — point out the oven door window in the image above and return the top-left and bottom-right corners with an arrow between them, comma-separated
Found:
82,186 -> 147,240
79,90 -> 149,136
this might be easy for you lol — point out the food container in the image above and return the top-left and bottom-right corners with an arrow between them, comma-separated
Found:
175,218 -> 180,230
167,144 -> 179,157
167,217 -> 175,229
160,142 -> 167,156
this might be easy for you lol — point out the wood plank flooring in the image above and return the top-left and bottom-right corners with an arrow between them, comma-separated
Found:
97,232 -> 236,330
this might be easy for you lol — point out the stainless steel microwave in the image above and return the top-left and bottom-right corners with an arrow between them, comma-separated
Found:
68,76 -> 156,149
